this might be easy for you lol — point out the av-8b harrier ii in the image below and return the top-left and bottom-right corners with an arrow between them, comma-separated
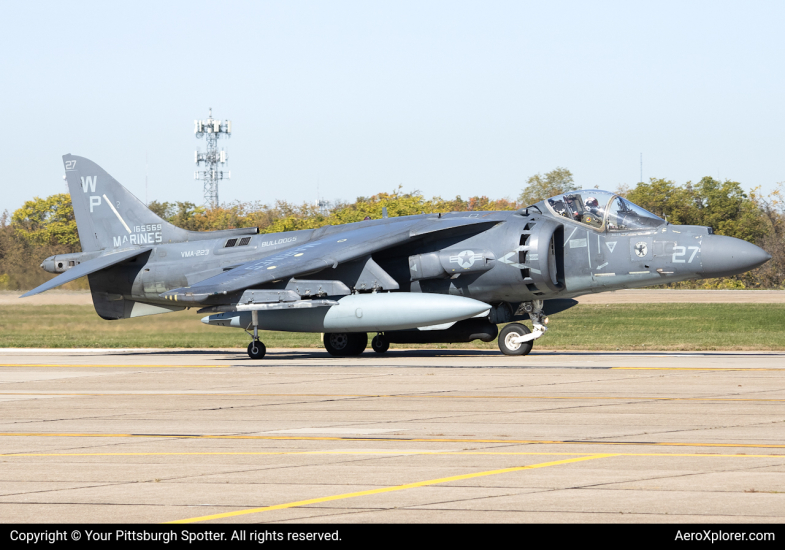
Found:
24,155 -> 771,359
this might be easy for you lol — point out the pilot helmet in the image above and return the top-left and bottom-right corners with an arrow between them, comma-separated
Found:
585,197 -> 599,208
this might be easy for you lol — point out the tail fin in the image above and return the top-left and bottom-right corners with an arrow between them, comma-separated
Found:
64,154 -> 192,251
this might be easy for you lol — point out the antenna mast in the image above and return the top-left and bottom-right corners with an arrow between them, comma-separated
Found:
145,151 -> 148,205
316,175 -> 329,216
194,108 -> 231,208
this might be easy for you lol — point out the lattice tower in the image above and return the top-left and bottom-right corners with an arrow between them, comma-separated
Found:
194,108 -> 231,207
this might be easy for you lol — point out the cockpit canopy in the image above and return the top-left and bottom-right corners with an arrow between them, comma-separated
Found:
544,189 -> 664,232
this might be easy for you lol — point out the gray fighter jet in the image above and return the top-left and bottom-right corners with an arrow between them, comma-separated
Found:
24,155 -> 771,359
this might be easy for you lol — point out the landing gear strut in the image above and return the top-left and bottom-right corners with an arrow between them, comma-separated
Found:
245,310 -> 266,359
499,300 -> 548,356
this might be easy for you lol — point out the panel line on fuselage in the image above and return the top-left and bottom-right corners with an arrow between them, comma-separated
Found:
586,229 -> 592,269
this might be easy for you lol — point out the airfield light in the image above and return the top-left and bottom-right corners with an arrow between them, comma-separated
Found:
194,107 -> 231,208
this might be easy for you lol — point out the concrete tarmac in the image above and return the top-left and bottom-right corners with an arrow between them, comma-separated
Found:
1,348 -> 784,524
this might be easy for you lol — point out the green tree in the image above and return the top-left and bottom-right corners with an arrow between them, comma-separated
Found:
748,183 -> 785,288
518,167 -> 576,206
626,178 -> 698,225
147,200 -> 174,220
11,194 -> 79,246
1,201 -> 84,291
692,177 -> 766,242
263,189 -> 432,234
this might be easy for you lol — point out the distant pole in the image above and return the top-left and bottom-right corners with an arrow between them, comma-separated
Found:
194,108 -> 232,208
316,173 -> 329,215
640,153 -> 643,183
145,152 -> 148,205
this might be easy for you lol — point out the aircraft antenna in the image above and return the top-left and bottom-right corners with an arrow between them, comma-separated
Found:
316,174 -> 329,216
194,108 -> 232,208
145,151 -> 148,205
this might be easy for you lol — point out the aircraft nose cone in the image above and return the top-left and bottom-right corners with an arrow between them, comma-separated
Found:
699,235 -> 771,278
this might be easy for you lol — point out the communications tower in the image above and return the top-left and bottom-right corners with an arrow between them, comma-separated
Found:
194,108 -> 231,207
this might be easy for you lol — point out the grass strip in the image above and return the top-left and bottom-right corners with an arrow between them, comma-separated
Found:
1,303 -> 783,351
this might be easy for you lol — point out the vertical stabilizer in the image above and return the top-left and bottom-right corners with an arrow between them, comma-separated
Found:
63,154 -> 190,251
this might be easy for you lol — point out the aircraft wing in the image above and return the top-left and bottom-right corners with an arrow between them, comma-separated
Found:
20,247 -> 152,298
160,216 -> 499,304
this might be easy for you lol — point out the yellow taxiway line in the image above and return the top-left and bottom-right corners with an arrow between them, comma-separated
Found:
2,450 -> 783,459
165,454 -> 614,524
2,431 -> 785,449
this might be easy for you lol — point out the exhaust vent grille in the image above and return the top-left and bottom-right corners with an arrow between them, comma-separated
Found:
518,215 -> 557,297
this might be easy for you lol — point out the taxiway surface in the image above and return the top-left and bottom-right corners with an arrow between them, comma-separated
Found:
1,348 -> 784,523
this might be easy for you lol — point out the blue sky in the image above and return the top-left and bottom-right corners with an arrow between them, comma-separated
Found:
2,1 -> 783,213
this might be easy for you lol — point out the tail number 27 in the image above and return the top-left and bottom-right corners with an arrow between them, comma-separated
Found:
673,246 -> 699,263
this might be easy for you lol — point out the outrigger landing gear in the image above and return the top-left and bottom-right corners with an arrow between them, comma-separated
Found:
371,334 -> 389,354
498,300 -> 549,356
245,310 -> 266,360
247,340 -> 266,359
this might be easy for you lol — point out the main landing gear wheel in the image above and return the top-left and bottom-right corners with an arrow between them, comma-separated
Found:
245,310 -> 267,359
371,334 -> 389,354
324,332 -> 368,357
498,323 -> 533,356
247,341 -> 266,359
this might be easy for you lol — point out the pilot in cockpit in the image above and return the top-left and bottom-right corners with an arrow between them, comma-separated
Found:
581,196 -> 604,228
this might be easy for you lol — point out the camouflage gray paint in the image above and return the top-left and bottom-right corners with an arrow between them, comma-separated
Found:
24,155 -> 771,358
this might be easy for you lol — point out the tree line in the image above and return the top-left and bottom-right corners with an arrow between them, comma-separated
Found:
1,170 -> 782,290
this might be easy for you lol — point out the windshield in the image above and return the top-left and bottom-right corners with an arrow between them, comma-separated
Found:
546,190 -> 615,229
606,197 -> 664,231
545,189 -> 664,231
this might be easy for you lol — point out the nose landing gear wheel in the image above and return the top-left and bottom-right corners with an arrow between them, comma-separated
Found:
371,335 -> 389,354
324,332 -> 368,356
498,323 -> 533,356
247,341 -> 266,359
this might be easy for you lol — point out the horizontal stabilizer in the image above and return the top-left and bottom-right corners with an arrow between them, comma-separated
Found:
20,248 -> 152,298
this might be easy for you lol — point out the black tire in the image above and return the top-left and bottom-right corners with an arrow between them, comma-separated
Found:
324,332 -> 367,356
498,323 -> 533,356
350,333 -> 368,355
247,340 -> 266,359
324,333 -> 350,356
371,335 -> 389,354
